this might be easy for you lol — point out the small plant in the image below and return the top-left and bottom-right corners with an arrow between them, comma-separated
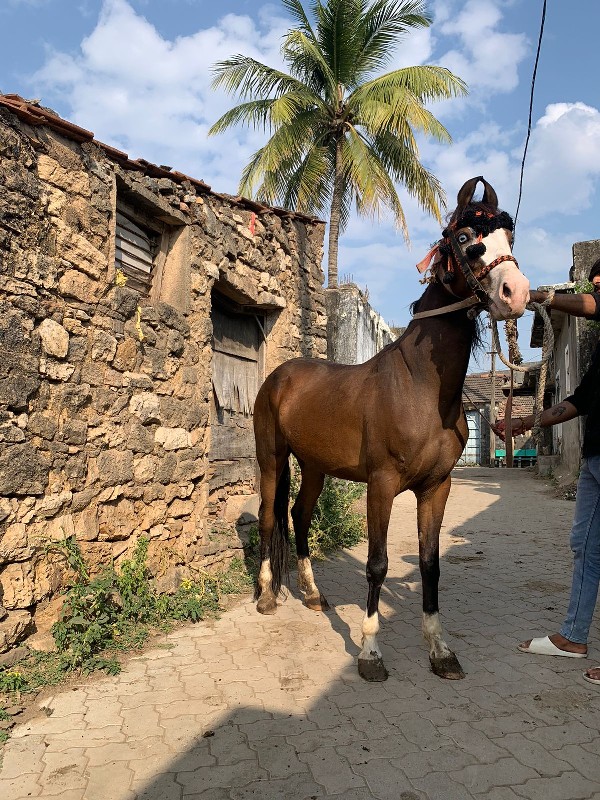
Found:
574,280 -> 600,330
290,459 -> 366,560
0,670 -> 27,701
46,536 -> 254,676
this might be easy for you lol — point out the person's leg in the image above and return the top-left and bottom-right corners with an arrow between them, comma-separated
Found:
519,456 -> 600,656
560,457 -> 600,644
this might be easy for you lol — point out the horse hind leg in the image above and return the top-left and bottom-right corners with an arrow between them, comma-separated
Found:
417,478 -> 465,679
291,465 -> 329,612
358,473 -> 396,682
256,453 -> 290,615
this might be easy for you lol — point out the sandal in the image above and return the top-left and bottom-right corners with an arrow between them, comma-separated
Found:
583,667 -> 600,685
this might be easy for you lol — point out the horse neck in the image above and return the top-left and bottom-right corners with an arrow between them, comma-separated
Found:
397,281 -> 475,408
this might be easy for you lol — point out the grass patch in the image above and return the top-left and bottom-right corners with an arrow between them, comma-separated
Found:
0,537 -> 254,717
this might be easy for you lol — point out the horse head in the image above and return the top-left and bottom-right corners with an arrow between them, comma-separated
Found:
437,177 -> 530,320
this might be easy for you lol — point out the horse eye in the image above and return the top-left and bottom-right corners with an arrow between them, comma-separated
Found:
457,232 -> 469,244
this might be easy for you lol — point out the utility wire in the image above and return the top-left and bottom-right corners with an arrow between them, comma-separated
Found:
513,0 -> 547,237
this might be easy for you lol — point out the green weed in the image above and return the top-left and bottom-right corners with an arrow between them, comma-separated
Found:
290,459 -> 366,560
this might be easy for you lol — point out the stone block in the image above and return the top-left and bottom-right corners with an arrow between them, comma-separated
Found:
28,412 -> 58,440
113,337 -> 138,371
129,392 -> 161,425
37,318 -> 69,358
0,610 -> 33,653
168,499 -> 194,518
34,490 -> 72,519
155,427 -> 191,450
37,154 -> 91,197
0,523 -> 31,563
0,424 -> 25,443
0,558 -> 60,609
0,443 -> 50,495
56,221 -> 106,279
96,449 -> 134,487
73,506 -> 99,541
58,269 -> 101,302
98,498 -> 135,541
224,493 -> 259,524
91,330 -> 117,362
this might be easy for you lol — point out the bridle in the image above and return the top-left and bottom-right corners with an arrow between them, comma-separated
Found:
412,220 -> 520,320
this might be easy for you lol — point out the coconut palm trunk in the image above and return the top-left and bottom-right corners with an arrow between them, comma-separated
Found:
327,134 -> 345,288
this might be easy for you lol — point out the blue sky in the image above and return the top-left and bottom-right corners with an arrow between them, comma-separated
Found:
2,0 -> 600,368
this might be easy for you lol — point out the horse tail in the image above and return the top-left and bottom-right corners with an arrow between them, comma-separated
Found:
270,457 -> 291,596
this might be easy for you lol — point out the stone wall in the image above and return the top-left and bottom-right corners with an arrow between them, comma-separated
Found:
0,97 -> 326,652
325,284 -> 394,364
571,239 -> 600,374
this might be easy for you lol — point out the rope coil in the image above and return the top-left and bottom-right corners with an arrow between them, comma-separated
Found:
490,297 -> 555,444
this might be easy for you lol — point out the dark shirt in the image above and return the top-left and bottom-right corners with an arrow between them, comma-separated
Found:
564,292 -> 600,457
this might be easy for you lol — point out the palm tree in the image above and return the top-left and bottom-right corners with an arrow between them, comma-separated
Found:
209,0 -> 467,288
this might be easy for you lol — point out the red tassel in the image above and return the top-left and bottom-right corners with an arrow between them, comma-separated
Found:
416,244 -> 440,273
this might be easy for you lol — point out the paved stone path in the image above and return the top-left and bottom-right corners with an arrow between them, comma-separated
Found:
3,468 -> 600,800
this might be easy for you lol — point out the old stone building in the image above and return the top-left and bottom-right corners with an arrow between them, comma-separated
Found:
0,94 -> 326,651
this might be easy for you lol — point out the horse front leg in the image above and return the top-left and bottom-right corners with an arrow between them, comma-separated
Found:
416,477 -> 465,679
358,474 -> 395,682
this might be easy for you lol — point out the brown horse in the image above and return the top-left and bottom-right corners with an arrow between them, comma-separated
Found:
253,177 -> 530,681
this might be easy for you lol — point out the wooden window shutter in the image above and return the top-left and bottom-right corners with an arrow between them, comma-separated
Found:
115,208 -> 158,295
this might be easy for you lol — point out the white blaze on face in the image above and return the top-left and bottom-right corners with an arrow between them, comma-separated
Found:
478,229 -> 530,319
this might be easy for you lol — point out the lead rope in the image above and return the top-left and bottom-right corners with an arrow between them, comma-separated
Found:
490,290 -> 555,444
504,319 -> 520,467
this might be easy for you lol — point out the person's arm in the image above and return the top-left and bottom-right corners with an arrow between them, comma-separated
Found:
494,399 -> 579,440
529,289 -> 600,320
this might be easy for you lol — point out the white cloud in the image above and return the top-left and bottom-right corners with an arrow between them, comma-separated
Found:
515,102 -> 600,222
31,0 -> 290,191
434,0 -> 528,95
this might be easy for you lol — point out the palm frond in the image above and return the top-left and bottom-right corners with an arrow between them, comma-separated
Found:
351,65 -> 468,106
316,0 -> 364,86
283,30 -> 337,100
341,127 -> 409,238
237,109 -> 329,203
211,56 -> 306,99
282,145 -> 333,215
355,0 -> 431,77
354,91 -> 452,144
370,129 -> 446,221
208,100 -> 277,136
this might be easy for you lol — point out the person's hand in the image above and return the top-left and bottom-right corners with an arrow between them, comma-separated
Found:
529,289 -> 546,304
493,421 -> 506,442
493,418 -> 527,442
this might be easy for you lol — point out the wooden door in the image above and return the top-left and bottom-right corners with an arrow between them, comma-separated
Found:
209,296 -> 264,493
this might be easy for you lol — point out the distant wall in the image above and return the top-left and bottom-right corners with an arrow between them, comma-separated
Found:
325,284 -> 394,364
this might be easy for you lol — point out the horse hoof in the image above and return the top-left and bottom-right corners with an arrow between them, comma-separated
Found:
358,655 -> 389,682
256,596 -> 277,615
430,653 -> 465,680
304,593 -> 330,612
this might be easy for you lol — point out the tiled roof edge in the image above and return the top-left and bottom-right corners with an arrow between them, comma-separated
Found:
0,93 -> 325,225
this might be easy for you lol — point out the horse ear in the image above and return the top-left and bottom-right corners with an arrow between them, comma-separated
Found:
480,179 -> 498,210
456,176 -> 483,214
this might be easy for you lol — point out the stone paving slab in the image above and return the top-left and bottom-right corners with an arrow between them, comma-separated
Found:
2,468 -> 600,799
